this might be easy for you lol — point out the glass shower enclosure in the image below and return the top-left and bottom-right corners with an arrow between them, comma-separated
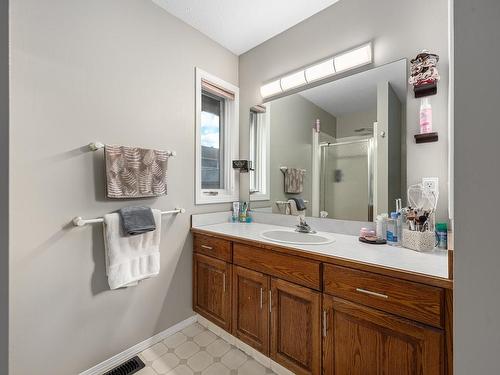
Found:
320,138 -> 374,221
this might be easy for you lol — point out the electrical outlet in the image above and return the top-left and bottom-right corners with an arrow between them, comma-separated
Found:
422,177 -> 439,193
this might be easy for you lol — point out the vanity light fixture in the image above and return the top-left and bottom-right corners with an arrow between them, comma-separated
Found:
333,43 -> 373,72
260,79 -> 282,98
305,58 -> 336,83
280,70 -> 307,91
260,42 -> 372,98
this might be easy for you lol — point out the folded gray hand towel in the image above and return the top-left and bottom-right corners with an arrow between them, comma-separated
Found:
118,206 -> 156,236
289,198 -> 306,211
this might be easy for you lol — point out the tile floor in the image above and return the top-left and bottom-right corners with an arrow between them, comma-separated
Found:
136,323 -> 278,375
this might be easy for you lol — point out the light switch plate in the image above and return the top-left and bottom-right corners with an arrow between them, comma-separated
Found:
422,177 -> 439,193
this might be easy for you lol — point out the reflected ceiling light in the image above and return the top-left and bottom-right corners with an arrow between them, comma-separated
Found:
260,79 -> 282,98
280,70 -> 307,91
260,42 -> 372,98
333,43 -> 372,73
305,58 -> 336,83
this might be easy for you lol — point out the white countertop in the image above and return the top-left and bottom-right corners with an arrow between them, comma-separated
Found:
193,222 -> 449,279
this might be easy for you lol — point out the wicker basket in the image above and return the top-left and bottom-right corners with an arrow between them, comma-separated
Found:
402,229 -> 436,252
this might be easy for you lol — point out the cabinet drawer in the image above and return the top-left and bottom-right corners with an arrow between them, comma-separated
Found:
233,243 -> 321,290
194,234 -> 232,262
323,264 -> 444,328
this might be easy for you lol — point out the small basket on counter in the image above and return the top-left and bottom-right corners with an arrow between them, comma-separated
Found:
401,183 -> 438,252
402,229 -> 436,252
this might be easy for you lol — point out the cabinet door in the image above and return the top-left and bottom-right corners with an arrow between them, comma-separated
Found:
323,295 -> 444,375
193,253 -> 231,331
271,278 -> 321,375
232,266 -> 270,355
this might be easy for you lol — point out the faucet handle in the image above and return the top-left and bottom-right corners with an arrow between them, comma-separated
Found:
298,214 -> 307,226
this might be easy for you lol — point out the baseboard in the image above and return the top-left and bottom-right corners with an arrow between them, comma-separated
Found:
79,315 -> 198,375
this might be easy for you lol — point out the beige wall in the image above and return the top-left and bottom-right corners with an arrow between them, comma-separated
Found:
0,0 -> 9,373
239,0 -> 450,220
9,1 -> 238,374
336,109 -> 376,138
253,94 -> 336,216
454,0 -> 500,373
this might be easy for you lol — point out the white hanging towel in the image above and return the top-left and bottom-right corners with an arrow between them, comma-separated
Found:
103,209 -> 161,289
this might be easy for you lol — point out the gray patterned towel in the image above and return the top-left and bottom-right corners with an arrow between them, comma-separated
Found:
284,168 -> 305,194
105,145 -> 169,199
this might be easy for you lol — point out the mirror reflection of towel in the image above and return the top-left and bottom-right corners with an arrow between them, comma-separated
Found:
289,198 -> 306,211
105,145 -> 170,199
284,168 -> 305,194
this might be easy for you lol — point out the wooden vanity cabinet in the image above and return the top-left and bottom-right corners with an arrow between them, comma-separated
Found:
271,278 -> 321,375
232,265 -> 270,355
192,231 -> 451,375
323,295 -> 444,375
193,253 -> 232,331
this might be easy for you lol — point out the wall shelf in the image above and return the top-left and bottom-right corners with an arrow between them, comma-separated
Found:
415,132 -> 439,144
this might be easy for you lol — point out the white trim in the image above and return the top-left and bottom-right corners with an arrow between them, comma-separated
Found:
311,128 -> 320,216
195,67 -> 240,205
250,103 -> 271,201
448,0 -> 454,223
79,315 -> 197,375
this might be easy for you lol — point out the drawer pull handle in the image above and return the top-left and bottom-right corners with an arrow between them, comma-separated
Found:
223,274 -> 226,293
269,290 -> 272,313
356,288 -> 388,299
260,288 -> 263,310
323,310 -> 328,337
201,245 -> 213,250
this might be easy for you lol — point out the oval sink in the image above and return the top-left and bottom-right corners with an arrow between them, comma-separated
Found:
260,229 -> 335,245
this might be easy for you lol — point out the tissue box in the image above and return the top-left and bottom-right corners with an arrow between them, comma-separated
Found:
402,229 -> 436,252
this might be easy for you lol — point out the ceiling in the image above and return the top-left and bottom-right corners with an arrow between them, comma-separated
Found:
152,0 -> 341,55
299,59 -> 407,117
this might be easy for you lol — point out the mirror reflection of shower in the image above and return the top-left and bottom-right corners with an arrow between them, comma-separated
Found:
320,136 -> 374,222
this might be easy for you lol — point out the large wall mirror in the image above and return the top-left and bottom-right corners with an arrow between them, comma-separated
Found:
249,59 -> 408,222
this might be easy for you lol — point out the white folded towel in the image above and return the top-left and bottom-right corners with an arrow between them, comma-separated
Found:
103,209 -> 161,289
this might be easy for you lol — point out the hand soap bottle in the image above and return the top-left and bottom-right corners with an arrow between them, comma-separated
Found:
419,97 -> 433,134
386,212 -> 400,246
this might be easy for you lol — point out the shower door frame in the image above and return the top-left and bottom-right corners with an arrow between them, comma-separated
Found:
319,137 -> 374,221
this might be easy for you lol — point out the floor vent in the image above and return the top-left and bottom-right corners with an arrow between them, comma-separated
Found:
103,356 -> 145,375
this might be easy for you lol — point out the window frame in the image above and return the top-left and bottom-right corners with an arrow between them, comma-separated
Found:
195,67 -> 239,204
200,90 -> 226,191
249,103 -> 271,201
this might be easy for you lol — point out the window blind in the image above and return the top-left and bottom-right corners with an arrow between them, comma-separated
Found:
250,104 -> 266,113
202,79 -> 235,101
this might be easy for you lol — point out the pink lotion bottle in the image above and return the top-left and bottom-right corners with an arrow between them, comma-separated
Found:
419,97 -> 433,133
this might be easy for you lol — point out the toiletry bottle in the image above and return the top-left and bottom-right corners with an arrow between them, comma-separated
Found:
239,202 -> 248,223
436,222 -> 448,249
419,97 -> 433,134
246,209 -> 253,223
395,198 -> 404,242
376,214 -> 387,240
386,212 -> 400,246
232,201 -> 240,223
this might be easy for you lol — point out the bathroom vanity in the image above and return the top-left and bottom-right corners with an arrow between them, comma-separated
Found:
191,221 -> 452,375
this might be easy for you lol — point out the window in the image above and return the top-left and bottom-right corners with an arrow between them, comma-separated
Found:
196,68 -> 239,204
249,104 -> 270,201
201,91 -> 225,190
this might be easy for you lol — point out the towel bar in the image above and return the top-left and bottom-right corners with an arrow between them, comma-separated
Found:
88,142 -> 177,157
72,208 -> 186,227
279,166 -> 306,173
275,200 -> 309,205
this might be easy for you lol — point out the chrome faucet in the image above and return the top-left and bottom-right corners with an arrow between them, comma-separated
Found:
295,215 -> 316,234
